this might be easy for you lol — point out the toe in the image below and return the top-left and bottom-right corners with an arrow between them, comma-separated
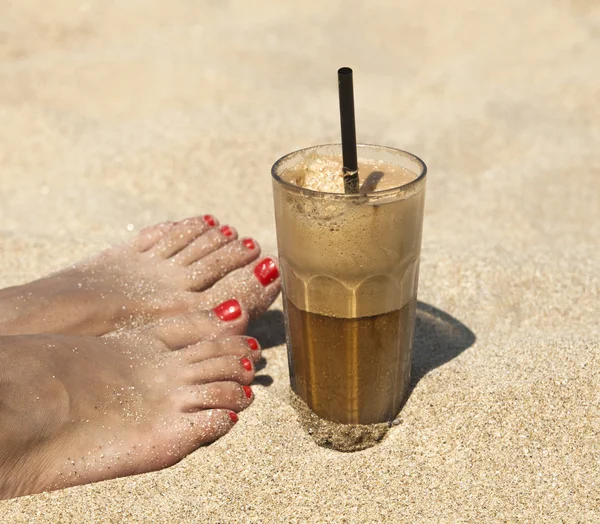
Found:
171,225 -> 239,266
179,336 -> 262,363
186,240 -> 261,291
195,256 -> 281,318
164,409 -> 239,452
182,355 -> 256,386
150,299 -> 249,350
177,381 -> 254,412
147,215 -> 218,259
132,221 -> 176,252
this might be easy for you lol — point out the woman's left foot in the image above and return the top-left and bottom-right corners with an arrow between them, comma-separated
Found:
0,300 -> 264,500
0,215 -> 280,336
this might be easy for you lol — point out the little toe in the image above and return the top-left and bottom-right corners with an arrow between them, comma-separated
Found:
177,381 -> 254,413
132,221 -> 176,252
148,215 -> 218,259
182,355 -> 256,386
171,225 -> 239,266
164,409 -> 239,453
186,240 -> 261,291
196,256 -> 281,318
150,299 -> 249,350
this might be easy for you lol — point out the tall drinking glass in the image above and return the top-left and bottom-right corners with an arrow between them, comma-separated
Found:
272,144 -> 427,425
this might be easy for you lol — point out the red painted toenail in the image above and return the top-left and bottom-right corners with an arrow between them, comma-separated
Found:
254,258 -> 279,286
228,411 -> 238,423
203,214 -> 217,227
246,337 -> 259,351
242,238 -> 256,250
220,225 -> 234,237
241,357 -> 253,371
243,385 -> 253,399
213,299 -> 242,321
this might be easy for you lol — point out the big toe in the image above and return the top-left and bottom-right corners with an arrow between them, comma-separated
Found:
146,299 -> 250,350
195,256 -> 281,318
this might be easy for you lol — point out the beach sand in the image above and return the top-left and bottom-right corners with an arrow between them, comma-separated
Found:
0,0 -> 598,521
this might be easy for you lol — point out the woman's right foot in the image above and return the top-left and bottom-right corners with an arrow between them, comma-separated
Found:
0,298 -> 264,500
0,215 -> 281,336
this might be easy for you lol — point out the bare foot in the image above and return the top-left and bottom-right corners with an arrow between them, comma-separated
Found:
0,215 -> 281,336
0,299 -> 266,500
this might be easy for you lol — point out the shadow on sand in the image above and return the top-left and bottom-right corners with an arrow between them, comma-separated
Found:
246,310 -> 286,386
246,302 -> 476,394
409,301 -> 476,396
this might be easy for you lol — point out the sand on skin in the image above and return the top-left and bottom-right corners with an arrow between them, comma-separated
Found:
0,0 -> 599,521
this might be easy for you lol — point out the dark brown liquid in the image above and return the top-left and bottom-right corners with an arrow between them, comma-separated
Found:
285,297 -> 416,425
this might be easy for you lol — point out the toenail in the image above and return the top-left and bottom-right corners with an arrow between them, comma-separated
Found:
213,299 -> 242,321
243,385 -> 253,399
229,411 -> 238,423
241,357 -> 253,371
246,337 -> 259,351
242,238 -> 256,250
254,258 -> 279,286
220,225 -> 234,237
203,214 -> 218,227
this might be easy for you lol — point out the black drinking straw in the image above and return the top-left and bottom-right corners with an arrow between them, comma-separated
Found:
338,67 -> 359,194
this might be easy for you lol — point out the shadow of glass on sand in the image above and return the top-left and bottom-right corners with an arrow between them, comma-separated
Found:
247,310 -> 286,350
246,310 -> 286,386
410,301 -> 476,393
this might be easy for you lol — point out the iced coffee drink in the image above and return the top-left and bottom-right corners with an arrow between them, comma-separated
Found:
272,144 -> 427,426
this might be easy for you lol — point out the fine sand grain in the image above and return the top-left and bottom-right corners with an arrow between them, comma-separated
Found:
1,0 -> 599,521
